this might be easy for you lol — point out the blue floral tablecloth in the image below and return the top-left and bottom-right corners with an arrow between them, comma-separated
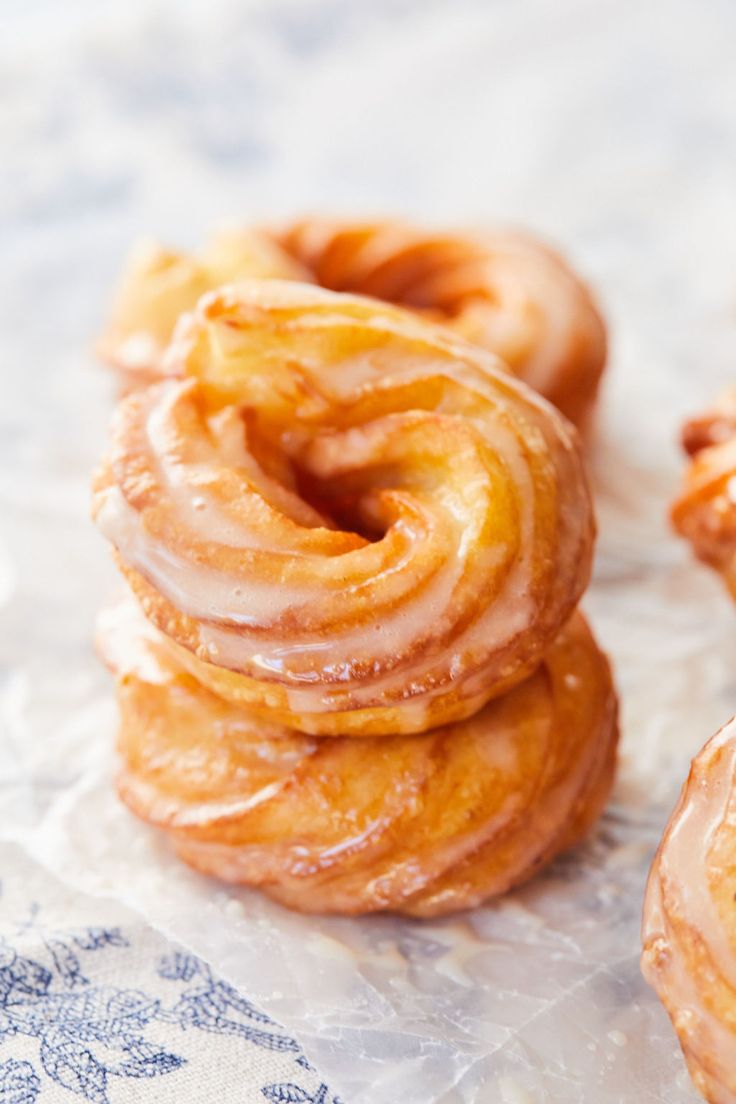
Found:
0,843 -> 340,1104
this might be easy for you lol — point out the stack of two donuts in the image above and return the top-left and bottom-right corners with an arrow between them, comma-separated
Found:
93,221 -> 617,916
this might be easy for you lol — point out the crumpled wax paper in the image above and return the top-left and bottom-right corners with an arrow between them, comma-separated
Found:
2,0 -> 736,1100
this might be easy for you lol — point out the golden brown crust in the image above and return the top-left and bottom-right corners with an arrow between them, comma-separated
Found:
92,281 -> 594,736
97,230 -> 309,391
642,718 -> 736,1103
673,389 -> 736,597
274,218 -> 607,428
102,600 -> 618,916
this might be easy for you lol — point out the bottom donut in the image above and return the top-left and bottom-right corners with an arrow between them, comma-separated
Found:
99,600 -> 618,917
642,718 -> 736,1104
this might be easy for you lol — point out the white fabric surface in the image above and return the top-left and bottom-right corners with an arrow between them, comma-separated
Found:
0,842 -> 339,1102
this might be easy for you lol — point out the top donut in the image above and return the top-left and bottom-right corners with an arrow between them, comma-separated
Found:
93,279 -> 594,737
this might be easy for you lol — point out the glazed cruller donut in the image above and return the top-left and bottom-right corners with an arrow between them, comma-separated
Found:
98,218 -> 607,427
94,280 -> 594,736
673,388 -> 736,598
93,279 -> 618,914
642,717 -> 736,1103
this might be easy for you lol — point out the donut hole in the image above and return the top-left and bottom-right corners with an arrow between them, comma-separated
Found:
242,409 -> 389,543
292,461 -> 389,543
